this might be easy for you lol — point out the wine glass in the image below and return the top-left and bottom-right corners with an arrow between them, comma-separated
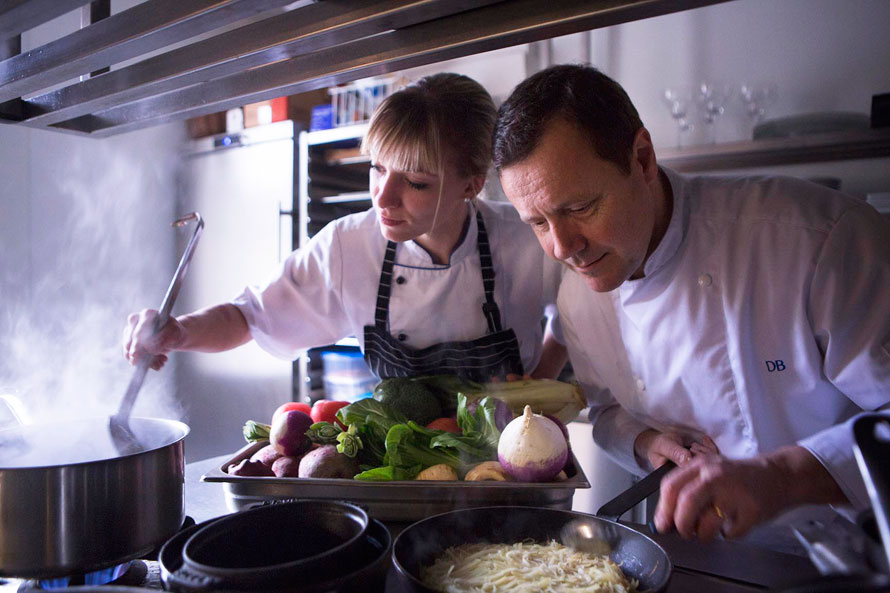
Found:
696,81 -> 733,144
662,87 -> 695,148
740,82 -> 778,137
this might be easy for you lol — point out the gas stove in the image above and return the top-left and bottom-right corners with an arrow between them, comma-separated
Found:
0,517 -> 195,593
0,560 -> 162,593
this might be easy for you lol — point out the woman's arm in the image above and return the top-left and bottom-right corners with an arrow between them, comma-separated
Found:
530,327 -> 568,379
123,303 -> 252,370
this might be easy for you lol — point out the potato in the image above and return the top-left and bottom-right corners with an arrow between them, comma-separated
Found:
227,458 -> 274,477
415,464 -> 458,481
271,455 -> 302,477
298,445 -> 359,479
250,443 -> 284,467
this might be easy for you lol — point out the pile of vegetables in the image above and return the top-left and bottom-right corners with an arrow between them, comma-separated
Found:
233,375 -> 585,483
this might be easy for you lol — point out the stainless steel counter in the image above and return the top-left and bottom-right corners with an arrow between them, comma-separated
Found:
186,454 -> 820,592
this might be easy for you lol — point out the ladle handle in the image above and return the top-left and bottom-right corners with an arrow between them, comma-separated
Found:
853,413 -> 890,574
114,213 -> 204,421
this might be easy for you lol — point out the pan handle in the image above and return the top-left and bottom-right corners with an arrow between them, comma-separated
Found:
852,413 -> 890,574
596,461 -> 676,522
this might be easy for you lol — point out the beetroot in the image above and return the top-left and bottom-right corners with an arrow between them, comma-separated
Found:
227,459 -> 275,477
270,410 -> 313,456
298,445 -> 360,479
271,456 -> 301,477
250,444 -> 284,467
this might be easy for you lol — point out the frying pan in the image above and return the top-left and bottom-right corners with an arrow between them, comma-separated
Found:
392,506 -> 671,592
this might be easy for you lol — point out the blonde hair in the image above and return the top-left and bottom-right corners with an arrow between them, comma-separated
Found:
362,73 -> 496,180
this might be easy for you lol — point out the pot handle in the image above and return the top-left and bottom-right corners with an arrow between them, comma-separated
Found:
852,413 -> 890,574
0,391 -> 26,428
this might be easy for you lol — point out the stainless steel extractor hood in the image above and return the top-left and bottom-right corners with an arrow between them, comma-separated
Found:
0,0 -> 727,137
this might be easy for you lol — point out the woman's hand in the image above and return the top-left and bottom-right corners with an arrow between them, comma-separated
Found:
634,429 -> 719,469
122,309 -> 186,370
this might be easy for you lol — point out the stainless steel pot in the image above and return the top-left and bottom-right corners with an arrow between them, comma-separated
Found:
0,415 -> 189,578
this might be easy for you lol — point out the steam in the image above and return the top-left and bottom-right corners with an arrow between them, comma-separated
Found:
0,123 -> 186,427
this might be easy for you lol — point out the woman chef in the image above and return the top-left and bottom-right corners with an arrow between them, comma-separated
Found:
123,73 -> 566,382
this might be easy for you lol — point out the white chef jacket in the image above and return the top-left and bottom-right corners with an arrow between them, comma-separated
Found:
559,167 -> 890,513
233,199 -> 562,375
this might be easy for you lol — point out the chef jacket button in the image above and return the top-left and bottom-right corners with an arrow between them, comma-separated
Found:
397,333 -> 407,342
395,276 -> 406,285
635,378 -> 646,392
698,273 -> 712,287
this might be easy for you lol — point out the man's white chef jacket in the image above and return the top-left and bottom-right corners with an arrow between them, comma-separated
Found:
558,167 -> 890,511
233,199 -> 562,374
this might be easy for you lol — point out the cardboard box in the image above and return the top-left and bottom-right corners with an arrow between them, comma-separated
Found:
243,97 -> 288,128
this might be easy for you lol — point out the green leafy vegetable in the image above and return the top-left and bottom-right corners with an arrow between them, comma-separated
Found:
306,421 -> 341,444
336,398 -> 407,467
336,424 -> 363,458
242,420 -> 271,443
383,424 -> 466,470
354,464 -> 422,481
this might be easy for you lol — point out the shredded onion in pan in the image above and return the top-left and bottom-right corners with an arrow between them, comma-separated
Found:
420,540 -> 638,593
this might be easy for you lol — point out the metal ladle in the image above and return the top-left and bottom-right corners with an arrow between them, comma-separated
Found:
561,461 -> 676,556
109,212 -> 204,455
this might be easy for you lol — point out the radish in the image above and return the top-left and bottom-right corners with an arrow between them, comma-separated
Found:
497,405 -> 568,482
270,410 -> 313,456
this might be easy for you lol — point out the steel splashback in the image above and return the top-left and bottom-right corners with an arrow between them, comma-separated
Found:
0,0 -> 727,138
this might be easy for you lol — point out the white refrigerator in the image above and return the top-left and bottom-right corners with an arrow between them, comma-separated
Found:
175,120 -> 297,462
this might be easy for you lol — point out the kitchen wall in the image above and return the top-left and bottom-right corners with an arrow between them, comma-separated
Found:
0,3 -> 186,430
2,0 -> 887,479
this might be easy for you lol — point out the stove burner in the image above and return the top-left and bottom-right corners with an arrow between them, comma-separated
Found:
2,516 -> 193,592
38,562 -> 132,590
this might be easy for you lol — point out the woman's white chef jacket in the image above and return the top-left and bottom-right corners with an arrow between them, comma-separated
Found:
558,167 -> 890,511
233,198 -> 562,374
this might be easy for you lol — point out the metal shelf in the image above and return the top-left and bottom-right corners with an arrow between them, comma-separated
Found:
658,127 -> 890,172
316,192 -> 372,204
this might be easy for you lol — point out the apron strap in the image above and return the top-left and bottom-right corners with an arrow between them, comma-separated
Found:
475,209 -> 503,333
372,208 -> 504,333
374,241 -> 398,329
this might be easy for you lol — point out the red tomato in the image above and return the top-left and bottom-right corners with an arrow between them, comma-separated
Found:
426,417 -> 461,434
311,400 -> 350,429
272,401 -> 311,423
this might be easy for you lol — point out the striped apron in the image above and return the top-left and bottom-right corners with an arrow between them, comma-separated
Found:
363,210 -> 524,382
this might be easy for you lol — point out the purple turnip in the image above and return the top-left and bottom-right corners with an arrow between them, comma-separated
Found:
497,405 -> 568,482
270,410 -> 313,456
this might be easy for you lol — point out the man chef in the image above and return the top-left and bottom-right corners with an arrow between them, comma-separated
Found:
493,64 -> 890,551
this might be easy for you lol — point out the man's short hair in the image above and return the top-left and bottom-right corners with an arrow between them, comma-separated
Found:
493,64 -> 643,175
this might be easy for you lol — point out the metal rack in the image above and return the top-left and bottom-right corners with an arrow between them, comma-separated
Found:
295,123 -> 371,402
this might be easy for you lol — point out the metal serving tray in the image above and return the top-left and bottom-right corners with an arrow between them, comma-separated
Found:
202,441 -> 590,522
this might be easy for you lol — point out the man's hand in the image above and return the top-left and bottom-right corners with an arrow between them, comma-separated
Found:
653,446 -> 848,542
634,429 -> 719,469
